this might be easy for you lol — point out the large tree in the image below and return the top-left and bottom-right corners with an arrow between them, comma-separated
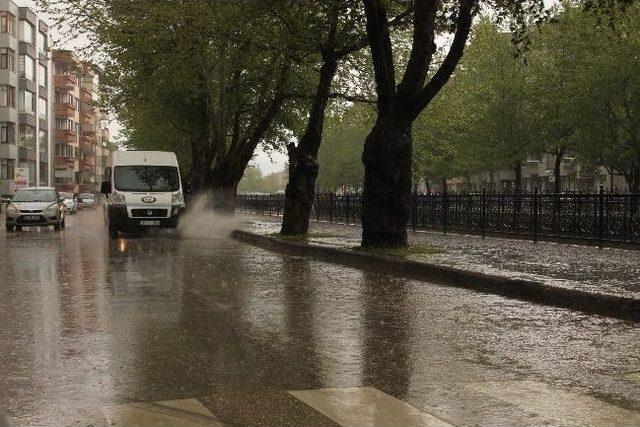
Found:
279,1 -> 412,235
359,0 -> 632,247
41,0 -> 297,209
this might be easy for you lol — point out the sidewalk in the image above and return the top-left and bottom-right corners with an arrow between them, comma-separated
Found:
241,214 -> 640,301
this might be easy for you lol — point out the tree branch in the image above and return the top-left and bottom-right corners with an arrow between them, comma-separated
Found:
413,0 -> 476,119
362,0 -> 396,115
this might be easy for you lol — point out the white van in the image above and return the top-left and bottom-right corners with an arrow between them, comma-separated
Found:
101,151 -> 187,238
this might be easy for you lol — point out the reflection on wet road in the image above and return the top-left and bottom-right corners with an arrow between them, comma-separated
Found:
1,212 -> 639,426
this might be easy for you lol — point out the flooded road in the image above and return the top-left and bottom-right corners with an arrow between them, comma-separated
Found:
1,211 -> 639,426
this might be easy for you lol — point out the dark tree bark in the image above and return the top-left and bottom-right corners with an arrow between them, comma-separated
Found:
281,57 -> 339,235
514,161 -> 523,194
553,148 -> 564,194
360,0 -> 474,247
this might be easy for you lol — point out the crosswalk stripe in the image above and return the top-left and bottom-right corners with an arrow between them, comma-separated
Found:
289,387 -> 453,427
466,380 -> 640,427
103,399 -> 223,426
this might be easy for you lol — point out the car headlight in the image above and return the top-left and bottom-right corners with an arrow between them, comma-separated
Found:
111,191 -> 126,204
43,203 -> 59,215
6,203 -> 19,215
171,191 -> 184,204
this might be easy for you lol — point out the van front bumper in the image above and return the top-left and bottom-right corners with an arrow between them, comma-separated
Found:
106,204 -> 185,231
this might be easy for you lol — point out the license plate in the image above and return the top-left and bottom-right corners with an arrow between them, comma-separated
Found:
23,215 -> 40,221
140,220 -> 160,226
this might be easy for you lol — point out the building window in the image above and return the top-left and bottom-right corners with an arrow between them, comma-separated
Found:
21,21 -> 35,45
38,31 -> 47,53
18,89 -> 35,114
0,48 -> 15,71
38,97 -> 47,118
0,122 -> 15,144
19,124 -> 35,149
0,86 -> 15,108
55,118 -> 78,133
39,129 -> 47,153
39,64 -> 47,87
19,55 -> 36,81
1,158 -> 15,179
0,12 -> 16,36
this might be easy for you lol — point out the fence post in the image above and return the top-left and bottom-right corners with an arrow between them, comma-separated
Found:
533,186 -> 539,243
481,188 -> 486,239
345,193 -> 350,225
329,192 -> 334,223
598,185 -> 604,249
442,189 -> 448,234
412,191 -> 417,233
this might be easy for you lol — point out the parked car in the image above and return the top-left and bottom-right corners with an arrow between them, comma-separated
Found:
76,192 -> 97,210
60,192 -> 77,214
5,187 -> 66,231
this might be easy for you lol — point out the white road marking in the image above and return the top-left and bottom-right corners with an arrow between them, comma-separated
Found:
466,380 -> 640,427
103,398 -> 223,426
289,387 -> 453,427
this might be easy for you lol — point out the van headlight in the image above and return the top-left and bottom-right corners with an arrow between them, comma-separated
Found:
111,191 -> 126,204
171,191 -> 184,205
6,203 -> 19,215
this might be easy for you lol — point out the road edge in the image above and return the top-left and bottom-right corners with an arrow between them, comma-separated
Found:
231,230 -> 640,323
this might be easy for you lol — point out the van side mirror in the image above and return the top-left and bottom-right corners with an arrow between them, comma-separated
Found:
100,181 -> 111,195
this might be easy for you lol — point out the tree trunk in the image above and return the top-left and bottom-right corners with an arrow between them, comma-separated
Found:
554,149 -> 564,194
281,57 -> 338,235
361,115 -> 412,248
514,161 -> 523,194
625,161 -> 640,193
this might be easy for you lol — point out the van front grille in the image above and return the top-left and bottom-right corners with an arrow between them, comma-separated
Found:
131,209 -> 168,218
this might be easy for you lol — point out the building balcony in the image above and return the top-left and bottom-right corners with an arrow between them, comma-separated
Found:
54,74 -> 78,89
55,104 -> 77,118
55,155 -> 77,166
55,129 -> 77,139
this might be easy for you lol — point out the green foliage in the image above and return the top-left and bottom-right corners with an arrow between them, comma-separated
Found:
412,4 -> 640,190
316,104 -> 376,191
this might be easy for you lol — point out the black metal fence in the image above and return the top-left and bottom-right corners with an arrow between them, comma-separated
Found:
237,189 -> 640,247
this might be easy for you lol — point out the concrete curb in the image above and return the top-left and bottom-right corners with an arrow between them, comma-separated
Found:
232,230 -> 640,323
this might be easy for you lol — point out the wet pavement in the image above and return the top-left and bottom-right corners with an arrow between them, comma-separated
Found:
1,211 -> 640,426
245,215 -> 640,299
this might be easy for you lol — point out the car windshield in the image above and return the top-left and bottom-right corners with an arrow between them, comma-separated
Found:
114,166 -> 180,192
77,193 -> 95,199
13,190 -> 56,202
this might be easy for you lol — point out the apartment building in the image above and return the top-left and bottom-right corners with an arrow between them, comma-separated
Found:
428,154 -> 629,194
53,51 -> 111,193
0,1 -> 51,196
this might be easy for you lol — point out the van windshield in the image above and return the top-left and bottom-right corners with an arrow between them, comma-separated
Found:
114,166 -> 180,192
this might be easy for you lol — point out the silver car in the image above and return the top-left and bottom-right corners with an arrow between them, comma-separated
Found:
5,187 -> 66,231
60,192 -> 78,214
76,192 -> 97,210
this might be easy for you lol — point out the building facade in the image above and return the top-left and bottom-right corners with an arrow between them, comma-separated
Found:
0,1 -> 51,197
427,154 -> 629,194
52,51 -> 111,194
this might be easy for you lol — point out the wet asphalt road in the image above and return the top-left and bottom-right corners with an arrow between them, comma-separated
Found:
0,210 -> 639,426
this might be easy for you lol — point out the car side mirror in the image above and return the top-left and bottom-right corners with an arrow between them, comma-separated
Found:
100,181 -> 111,195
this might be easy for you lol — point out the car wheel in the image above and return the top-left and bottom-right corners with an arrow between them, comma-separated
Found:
5,224 -> 14,232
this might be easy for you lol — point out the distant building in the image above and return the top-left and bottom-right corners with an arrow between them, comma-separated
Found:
427,154 -> 629,193
0,1 -> 51,196
52,50 -> 112,193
